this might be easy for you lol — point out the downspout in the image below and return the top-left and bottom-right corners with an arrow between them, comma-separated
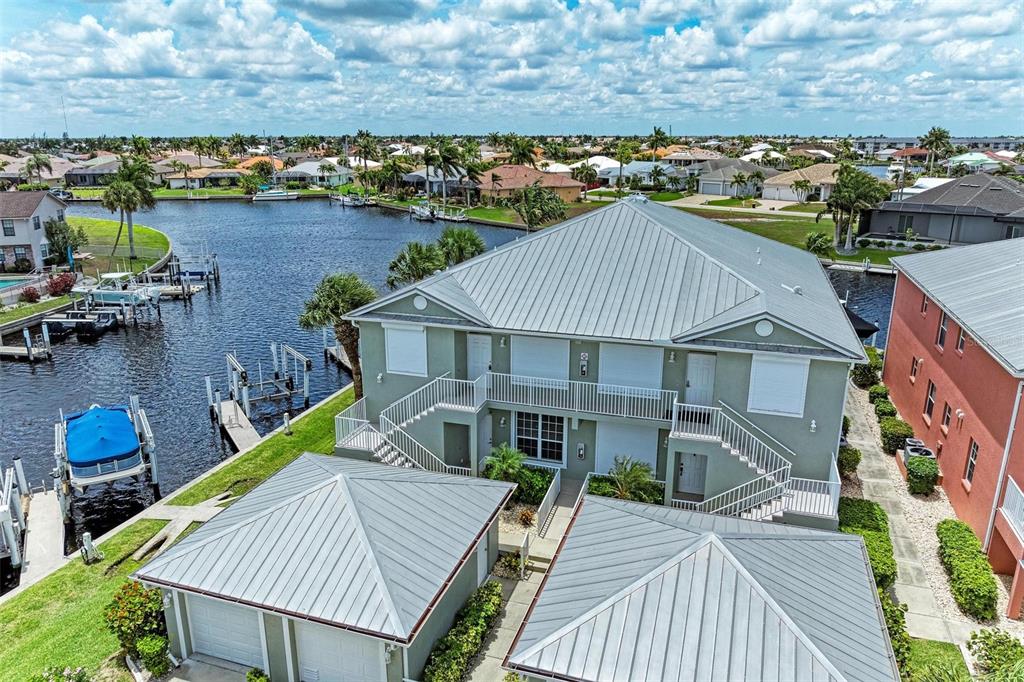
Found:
984,379 -> 1024,550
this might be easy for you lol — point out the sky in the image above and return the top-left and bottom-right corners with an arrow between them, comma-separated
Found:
0,0 -> 1021,138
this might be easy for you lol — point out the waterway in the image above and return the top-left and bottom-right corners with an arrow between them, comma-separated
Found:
0,200 -> 894,545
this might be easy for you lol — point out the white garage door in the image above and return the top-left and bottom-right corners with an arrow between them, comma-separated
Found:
295,620 -> 382,682
596,422 -> 660,474
511,336 -> 568,380
599,343 -> 663,390
187,595 -> 263,668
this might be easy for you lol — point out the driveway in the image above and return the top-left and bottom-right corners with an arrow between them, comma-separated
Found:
663,194 -> 801,214
167,656 -> 246,681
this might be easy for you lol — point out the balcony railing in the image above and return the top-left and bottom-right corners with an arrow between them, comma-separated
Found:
1002,476 -> 1024,541
486,372 -> 677,422
335,397 -> 369,446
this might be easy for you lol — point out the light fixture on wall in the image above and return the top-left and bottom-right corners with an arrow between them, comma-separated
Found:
376,373 -> 383,384
668,351 -> 676,363
809,419 -> 817,433
499,416 -> 507,427
499,336 -> 506,348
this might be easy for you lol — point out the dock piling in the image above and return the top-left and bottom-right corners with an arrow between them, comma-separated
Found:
214,390 -> 223,424
23,328 -> 33,363
283,411 -> 292,435
13,457 -> 28,493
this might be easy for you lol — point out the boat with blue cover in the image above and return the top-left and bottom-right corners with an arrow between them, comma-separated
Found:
54,396 -> 158,494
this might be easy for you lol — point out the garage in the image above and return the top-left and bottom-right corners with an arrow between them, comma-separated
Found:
699,180 -> 724,195
295,620 -> 384,682
595,421 -> 660,474
186,595 -> 263,668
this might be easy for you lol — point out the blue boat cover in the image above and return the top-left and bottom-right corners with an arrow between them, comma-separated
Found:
65,406 -> 140,465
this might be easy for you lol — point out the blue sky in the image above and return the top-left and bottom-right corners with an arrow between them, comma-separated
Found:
0,0 -> 1021,138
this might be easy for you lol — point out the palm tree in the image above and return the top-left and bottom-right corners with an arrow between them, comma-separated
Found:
804,231 -> 832,259
380,156 -> 412,195
648,126 -> 670,161
421,144 -> 440,199
191,137 -> 208,168
436,138 -> 462,209
438,226 -> 485,266
460,158 -> 483,206
748,169 -> 766,196
100,180 -> 141,259
816,164 -> 888,251
484,443 -> 525,481
108,155 -> 157,258
386,241 -> 445,289
685,174 -> 699,194
571,163 -> 598,200
353,129 -> 379,198
317,161 -> 337,187
790,179 -> 812,202
649,164 -> 667,190
227,133 -> 247,157
508,136 -> 537,167
920,126 -> 952,173
460,138 -> 481,162
485,131 -> 503,150
24,152 -> 52,183
298,273 -> 377,399
729,171 -> 748,197
607,456 -> 656,501
169,159 -> 191,189
511,182 -> 567,233
129,135 -> 151,157
615,142 -> 633,192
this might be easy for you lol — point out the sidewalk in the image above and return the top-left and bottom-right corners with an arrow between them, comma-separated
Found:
466,573 -> 542,681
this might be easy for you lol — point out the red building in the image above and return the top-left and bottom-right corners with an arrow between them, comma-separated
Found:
883,239 -> 1024,617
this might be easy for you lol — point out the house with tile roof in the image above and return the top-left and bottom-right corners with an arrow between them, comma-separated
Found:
336,199 -> 862,530
478,164 -> 584,203
762,163 -> 842,202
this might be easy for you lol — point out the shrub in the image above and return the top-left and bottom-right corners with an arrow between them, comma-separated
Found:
858,238 -> 872,248
873,239 -> 888,247
838,445 -> 862,478
20,286 -> 41,303
968,629 -> 1024,676
878,589 -> 912,678
103,580 -> 166,657
13,257 -> 33,273
928,244 -> 944,251
247,668 -> 271,682
936,519 -> 998,620
880,418 -> 914,455
492,551 -> 523,579
515,466 -> 553,506
913,243 -> 928,251
838,497 -> 897,589
875,399 -> 897,420
17,182 -> 50,191
896,242 -> 906,248
865,346 -> 884,370
851,362 -> 878,388
906,456 -> 939,495
137,634 -> 170,677
28,667 -> 92,682
503,672 -> 521,682
423,580 -> 504,682
46,272 -> 76,296
842,415 -> 851,437
868,384 -> 890,404
518,508 -> 536,526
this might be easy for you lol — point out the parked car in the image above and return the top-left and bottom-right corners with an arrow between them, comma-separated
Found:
49,188 -> 74,200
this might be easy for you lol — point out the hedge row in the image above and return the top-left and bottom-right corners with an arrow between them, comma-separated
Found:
879,417 -> 914,455
423,580 -> 504,682
878,589 -> 911,678
838,497 -> 897,590
936,519 -> 998,620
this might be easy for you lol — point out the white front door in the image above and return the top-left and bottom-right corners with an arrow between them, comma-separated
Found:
295,620 -> 382,682
476,537 -> 489,585
467,333 -> 491,379
186,595 -> 263,668
595,422 -> 660,474
684,353 -> 716,406
677,453 -> 708,495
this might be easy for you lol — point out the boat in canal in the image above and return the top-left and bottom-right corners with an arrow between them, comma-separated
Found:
72,272 -> 160,307
54,396 -> 158,495
411,202 -> 436,221
252,188 -> 299,201
332,193 -> 366,207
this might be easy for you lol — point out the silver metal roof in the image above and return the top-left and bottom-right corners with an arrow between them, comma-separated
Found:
506,496 -> 899,682
135,455 -> 513,643
894,238 -> 1024,374
351,201 -> 864,360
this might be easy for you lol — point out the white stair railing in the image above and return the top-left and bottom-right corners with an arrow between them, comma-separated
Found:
378,414 -> 470,475
335,398 -> 369,446
672,466 -> 790,516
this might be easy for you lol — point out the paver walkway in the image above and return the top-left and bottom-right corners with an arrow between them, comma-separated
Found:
846,384 -> 973,644
467,573 -> 543,681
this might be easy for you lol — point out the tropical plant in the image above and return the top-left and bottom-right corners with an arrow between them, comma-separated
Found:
379,156 -> 412,194
386,241 -> 445,289
43,218 -> 88,265
227,132 -> 248,157
436,137 -> 463,208
816,164 -> 888,251
668,174 -> 683,192
729,171 -> 748,196
239,174 -> 262,195
748,169 -> 766,194
649,164 -> 667,190
298,273 -> 378,399
571,163 -> 598,200
508,135 -> 537,167
421,144 -> 440,199
249,159 -> 274,180
23,152 -> 52,183
968,629 -> 1024,677
137,634 -> 170,677
511,182 -> 567,232
438,226 -> 485,266
685,174 -> 699,193
790,179 -> 813,204
921,126 -> 952,172
105,155 -> 156,258
484,443 -> 526,482
804,231 -> 832,258
129,135 -> 151,157
607,455 -> 656,501
648,125 -> 670,160
103,581 -> 165,657
353,129 -> 379,197
100,180 -> 141,257
168,159 -> 191,188
615,142 -> 633,189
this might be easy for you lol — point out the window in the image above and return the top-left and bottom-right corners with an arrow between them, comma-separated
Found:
936,311 -> 948,349
898,214 -> 914,230
13,246 -> 27,261
40,243 -> 49,259
910,356 -> 919,380
515,412 -> 564,463
2,219 -> 13,237
383,323 -> 427,376
747,355 -> 810,418
941,403 -> 952,430
920,295 -> 929,315
924,380 -> 936,419
57,209 -> 65,222
964,440 -> 979,483
32,216 -> 41,230
956,329 -> 966,353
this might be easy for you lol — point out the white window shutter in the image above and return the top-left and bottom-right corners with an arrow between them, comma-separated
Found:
384,324 -> 427,376
747,355 -> 810,417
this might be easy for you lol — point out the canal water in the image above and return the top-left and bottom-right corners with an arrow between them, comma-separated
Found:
0,200 -> 894,544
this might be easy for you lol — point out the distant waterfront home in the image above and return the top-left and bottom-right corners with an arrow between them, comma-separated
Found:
65,159 -> 173,187
402,165 -> 470,196
871,174 -> 1024,244
761,163 -> 841,202
277,161 -> 353,187
696,159 -> 780,196
0,154 -> 80,187
166,167 -> 253,190
504,496 -> 900,681
159,151 -> 224,169
661,147 -> 723,169
882,240 -> 1024,618
0,191 -> 65,269
238,155 -> 284,171
891,147 -> 929,163
945,152 -> 1006,173
477,164 -> 584,203
887,177 -> 954,201
595,160 -> 680,187
337,200 -> 863,529
567,155 -> 619,173
135,454 -> 513,681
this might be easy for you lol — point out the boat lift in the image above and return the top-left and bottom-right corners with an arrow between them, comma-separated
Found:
206,342 -> 313,424
0,460 -> 28,570
0,325 -> 53,362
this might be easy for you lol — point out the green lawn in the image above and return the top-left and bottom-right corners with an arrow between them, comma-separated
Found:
707,197 -> 761,208
0,520 -> 168,681
169,387 -> 354,505
779,202 -> 827,213
0,295 -> 71,325
67,216 -> 170,274
648,191 -> 685,202
908,638 -> 969,680
588,189 -> 627,198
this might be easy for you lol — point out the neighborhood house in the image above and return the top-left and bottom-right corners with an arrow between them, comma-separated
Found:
0,190 -> 66,270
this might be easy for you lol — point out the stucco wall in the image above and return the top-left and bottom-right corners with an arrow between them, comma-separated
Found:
871,210 -> 1010,245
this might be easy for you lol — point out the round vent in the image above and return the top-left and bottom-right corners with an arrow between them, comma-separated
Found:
755,320 -> 774,337
413,295 -> 428,310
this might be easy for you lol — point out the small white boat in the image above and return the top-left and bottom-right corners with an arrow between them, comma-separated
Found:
252,189 -> 299,201
411,202 -> 436,221
337,194 -> 366,207
72,272 -> 160,306
886,162 -> 906,181
443,208 -> 468,222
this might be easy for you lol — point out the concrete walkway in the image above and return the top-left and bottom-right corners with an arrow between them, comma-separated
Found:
530,477 -> 582,561
467,573 -> 543,681
846,385 -> 972,644
16,490 -> 66,592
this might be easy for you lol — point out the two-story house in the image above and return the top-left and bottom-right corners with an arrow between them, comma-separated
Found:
0,191 -> 66,270
882,239 -> 1024,618
336,200 -> 865,528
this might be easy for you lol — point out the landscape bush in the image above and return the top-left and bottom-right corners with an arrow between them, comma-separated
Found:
843,415 -> 851,437
423,580 -> 504,682
868,385 -> 890,404
874,399 -> 897,420
518,508 -> 536,527
837,445 -> 862,478
482,445 -> 554,506
878,589 -> 912,678
838,497 -> 897,589
46,273 -> 76,296
858,238 -> 872,248
906,457 -> 939,495
851,362 -> 879,388
873,239 -> 888,247
967,629 -> 1024,676
103,580 -> 166,657
28,667 -> 91,682
12,257 -> 33,273
936,519 -> 998,620
515,466 -> 554,505
19,286 -> 41,303
588,474 -> 665,504
17,182 -> 50,191
246,668 -> 271,682
136,634 -> 169,677
913,243 -> 928,251
880,418 -> 914,455
928,244 -> 944,251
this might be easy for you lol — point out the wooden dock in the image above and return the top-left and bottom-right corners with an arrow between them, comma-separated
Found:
0,344 -> 52,362
325,343 -> 352,371
215,400 -> 261,451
